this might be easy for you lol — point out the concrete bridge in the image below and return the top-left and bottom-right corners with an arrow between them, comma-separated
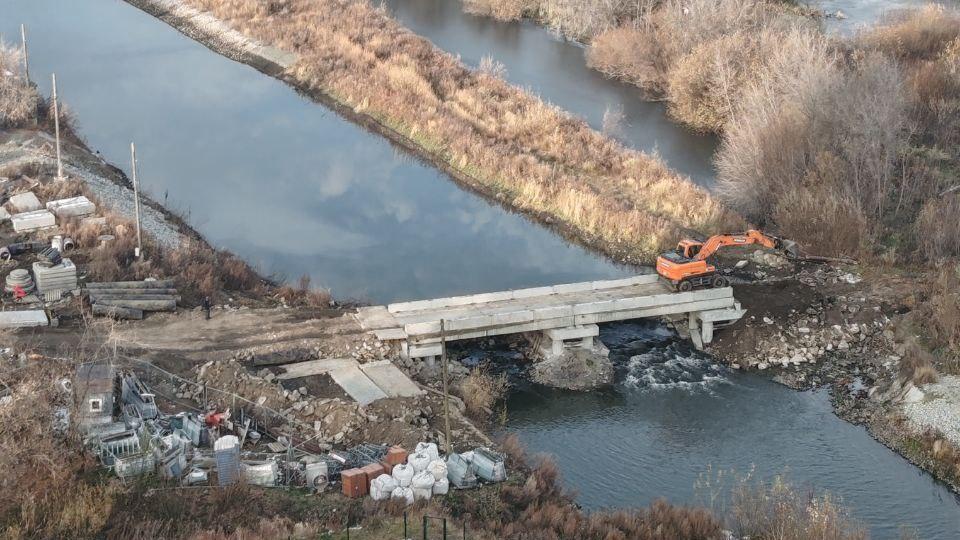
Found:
355,274 -> 745,361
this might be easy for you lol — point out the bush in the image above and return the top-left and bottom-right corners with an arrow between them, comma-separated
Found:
463,0 -> 537,21
859,5 -> 960,61
587,26 -> 666,93
459,368 -> 508,418
916,194 -> 960,261
0,41 -> 38,128
771,184 -> 866,258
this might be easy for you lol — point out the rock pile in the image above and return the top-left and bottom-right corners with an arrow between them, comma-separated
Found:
188,358 -> 444,449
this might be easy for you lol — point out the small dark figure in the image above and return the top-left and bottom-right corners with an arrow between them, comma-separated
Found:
202,296 -> 211,320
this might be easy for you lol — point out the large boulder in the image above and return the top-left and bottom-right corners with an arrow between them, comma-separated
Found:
531,342 -> 613,390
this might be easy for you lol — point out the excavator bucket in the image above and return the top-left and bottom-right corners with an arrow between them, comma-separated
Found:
781,239 -> 800,259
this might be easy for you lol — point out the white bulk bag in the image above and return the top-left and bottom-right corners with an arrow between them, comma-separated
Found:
415,441 -> 440,462
411,471 -> 435,501
408,451 -> 431,473
370,473 -> 398,501
432,477 -> 449,496
427,459 -> 448,481
392,463 -> 414,487
391,486 -> 415,505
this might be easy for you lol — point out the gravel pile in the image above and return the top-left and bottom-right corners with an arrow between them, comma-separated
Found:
903,375 -> 960,446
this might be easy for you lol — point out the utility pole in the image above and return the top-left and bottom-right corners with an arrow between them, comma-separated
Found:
130,143 -> 143,260
20,24 -> 29,82
440,319 -> 452,455
51,73 -> 64,181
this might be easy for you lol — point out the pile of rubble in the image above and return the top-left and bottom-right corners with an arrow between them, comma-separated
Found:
192,358 -> 447,449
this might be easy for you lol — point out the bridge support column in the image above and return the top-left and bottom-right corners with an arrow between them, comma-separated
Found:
536,324 -> 600,359
687,312 -> 717,351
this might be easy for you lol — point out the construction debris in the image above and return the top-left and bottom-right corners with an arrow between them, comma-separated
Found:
32,259 -> 78,294
36,247 -> 62,267
46,195 -> 96,218
8,191 -> 41,212
11,209 -> 55,233
0,310 -> 49,329
4,268 -> 35,294
88,280 -> 179,316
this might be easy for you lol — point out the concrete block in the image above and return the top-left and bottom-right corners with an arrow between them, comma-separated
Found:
359,360 -> 423,398
328,366 -> 388,406
489,310 -> 534,326
0,310 -> 48,328
551,282 -> 594,295
532,305 -> 573,320
11,209 -> 55,233
545,324 -> 599,341
509,286 -> 554,300
46,196 -> 96,218
9,192 -> 41,212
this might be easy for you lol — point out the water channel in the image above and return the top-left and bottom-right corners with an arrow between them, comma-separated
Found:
3,0 -> 958,536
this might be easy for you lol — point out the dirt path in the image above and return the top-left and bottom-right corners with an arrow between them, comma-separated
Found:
111,307 -> 364,359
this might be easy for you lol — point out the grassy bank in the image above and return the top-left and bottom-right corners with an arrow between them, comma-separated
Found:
127,0 -> 740,266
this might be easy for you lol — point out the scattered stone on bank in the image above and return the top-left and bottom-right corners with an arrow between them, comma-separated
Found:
903,375 -> 960,447
530,343 -> 614,391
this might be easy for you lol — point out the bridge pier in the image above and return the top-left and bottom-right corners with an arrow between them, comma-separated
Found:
535,324 -> 600,358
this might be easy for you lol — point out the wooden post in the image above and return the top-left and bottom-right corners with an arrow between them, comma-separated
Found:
441,319 -> 452,455
130,143 -> 143,260
51,73 -> 64,180
20,25 -> 29,82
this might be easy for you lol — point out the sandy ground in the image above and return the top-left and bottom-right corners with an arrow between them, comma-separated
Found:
111,306 -> 363,359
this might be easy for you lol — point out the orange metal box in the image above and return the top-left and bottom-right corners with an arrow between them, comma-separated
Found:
360,463 -> 386,487
385,446 -> 408,468
341,468 -> 367,498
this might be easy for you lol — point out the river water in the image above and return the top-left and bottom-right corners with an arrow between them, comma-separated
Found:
3,0 -> 959,537
1,0 -> 632,304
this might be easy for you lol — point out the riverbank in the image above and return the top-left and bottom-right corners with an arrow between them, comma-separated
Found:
123,0 -> 740,267
708,254 -> 960,495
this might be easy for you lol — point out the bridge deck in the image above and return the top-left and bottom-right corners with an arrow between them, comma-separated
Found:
356,274 -> 744,356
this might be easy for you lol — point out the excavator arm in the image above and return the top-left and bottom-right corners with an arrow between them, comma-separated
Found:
695,229 -> 794,260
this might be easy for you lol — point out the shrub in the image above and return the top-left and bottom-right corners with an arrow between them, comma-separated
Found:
859,5 -> 960,61
463,0 -> 537,21
587,26 -> 666,93
0,41 -> 38,128
916,194 -> 960,261
730,476 -> 866,540
459,368 -> 508,418
771,184 -> 866,259
927,265 -> 960,357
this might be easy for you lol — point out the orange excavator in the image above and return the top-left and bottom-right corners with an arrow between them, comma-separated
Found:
656,229 -> 799,291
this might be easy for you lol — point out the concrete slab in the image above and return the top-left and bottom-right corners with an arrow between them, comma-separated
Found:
545,324 -> 599,341
276,358 -> 357,380
9,191 -> 41,212
329,365 -> 388,406
0,310 -> 48,328
359,360 -> 423,397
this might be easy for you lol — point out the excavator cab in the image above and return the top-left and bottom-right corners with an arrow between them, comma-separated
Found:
675,240 -> 703,260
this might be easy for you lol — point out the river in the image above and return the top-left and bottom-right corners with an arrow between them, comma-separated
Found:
3,0 -> 958,537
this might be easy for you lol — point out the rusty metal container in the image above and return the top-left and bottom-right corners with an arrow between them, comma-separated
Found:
385,446 -> 408,468
360,462 -> 386,489
341,468 -> 367,498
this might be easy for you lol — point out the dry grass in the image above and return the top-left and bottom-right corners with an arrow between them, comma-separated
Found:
0,41 -> 38,129
927,265 -> 960,358
459,367 -> 508,418
182,0 -> 740,264
0,357 -> 118,540
859,4 -> 960,61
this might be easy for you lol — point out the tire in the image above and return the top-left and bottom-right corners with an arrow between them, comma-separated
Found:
678,280 -> 693,292
712,275 -> 728,288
